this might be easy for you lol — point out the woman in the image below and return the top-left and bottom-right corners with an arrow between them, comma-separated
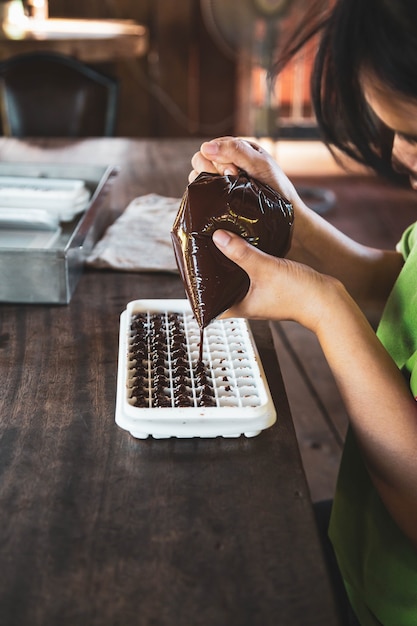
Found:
189,1 -> 417,624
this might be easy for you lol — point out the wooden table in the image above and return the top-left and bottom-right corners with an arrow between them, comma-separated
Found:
0,138 -> 342,626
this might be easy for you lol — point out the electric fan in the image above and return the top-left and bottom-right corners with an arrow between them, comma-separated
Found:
200,0 -> 293,63
200,0 -> 335,214
200,0 -> 297,136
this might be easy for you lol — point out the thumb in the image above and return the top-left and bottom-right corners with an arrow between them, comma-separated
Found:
212,229 -> 258,272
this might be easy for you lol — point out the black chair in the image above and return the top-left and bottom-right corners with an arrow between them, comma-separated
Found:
0,52 -> 118,137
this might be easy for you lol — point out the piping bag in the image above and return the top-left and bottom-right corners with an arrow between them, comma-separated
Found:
171,170 -> 294,329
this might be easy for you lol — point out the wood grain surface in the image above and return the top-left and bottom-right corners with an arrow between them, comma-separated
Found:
0,138 -> 344,626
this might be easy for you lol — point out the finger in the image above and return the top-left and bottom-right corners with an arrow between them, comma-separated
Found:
212,229 -> 263,273
211,161 -> 239,177
190,151 -> 218,175
201,137 -> 269,173
188,169 -> 199,183
190,150 -> 238,178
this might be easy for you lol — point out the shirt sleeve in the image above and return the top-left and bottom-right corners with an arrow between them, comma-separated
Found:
396,221 -> 417,260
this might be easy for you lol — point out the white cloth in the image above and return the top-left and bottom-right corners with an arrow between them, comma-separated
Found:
86,194 -> 180,272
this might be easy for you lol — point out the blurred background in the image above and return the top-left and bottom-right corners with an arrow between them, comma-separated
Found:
0,0 -> 326,139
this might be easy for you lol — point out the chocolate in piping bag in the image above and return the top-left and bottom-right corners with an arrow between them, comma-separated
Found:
171,170 -> 294,329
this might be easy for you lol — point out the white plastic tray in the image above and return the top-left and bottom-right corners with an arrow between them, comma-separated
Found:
115,299 -> 277,439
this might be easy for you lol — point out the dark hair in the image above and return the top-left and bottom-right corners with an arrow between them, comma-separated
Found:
277,0 -> 417,178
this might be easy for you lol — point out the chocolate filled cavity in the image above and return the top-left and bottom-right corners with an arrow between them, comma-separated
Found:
128,312 -> 216,409
171,170 -> 294,329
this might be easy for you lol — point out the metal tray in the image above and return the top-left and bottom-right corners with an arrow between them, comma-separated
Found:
115,299 -> 277,439
0,162 -> 117,304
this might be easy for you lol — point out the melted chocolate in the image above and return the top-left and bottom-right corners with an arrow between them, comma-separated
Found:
129,312 -> 216,408
171,170 -> 294,329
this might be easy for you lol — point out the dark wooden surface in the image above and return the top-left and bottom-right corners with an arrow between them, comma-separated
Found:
0,138 -> 342,626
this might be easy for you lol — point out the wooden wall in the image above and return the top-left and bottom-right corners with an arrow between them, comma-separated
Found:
49,0 -> 237,137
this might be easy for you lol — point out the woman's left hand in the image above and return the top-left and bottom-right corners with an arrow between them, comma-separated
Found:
212,229 -> 337,333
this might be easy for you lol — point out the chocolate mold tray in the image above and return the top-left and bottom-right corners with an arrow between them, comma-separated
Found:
115,299 -> 277,439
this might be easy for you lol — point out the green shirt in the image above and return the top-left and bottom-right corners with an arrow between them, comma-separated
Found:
328,222 -> 417,625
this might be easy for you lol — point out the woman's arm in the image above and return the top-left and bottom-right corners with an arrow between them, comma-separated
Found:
190,137 -> 404,311
289,198 -> 404,311
212,229 -> 417,548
